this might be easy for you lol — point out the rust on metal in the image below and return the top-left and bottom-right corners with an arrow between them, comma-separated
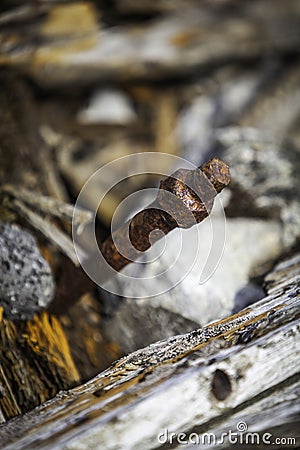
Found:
100,157 -> 230,272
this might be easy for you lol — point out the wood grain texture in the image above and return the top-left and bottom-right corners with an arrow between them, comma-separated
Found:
0,312 -> 80,422
0,252 -> 298,449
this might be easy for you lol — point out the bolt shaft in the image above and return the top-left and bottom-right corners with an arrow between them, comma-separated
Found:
100,158 -> 230,272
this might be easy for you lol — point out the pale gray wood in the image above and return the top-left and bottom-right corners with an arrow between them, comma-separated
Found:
1,0 -> 300,86
0,252 -> 299,449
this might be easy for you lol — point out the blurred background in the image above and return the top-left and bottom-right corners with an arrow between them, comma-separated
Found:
0,0 -> 299,380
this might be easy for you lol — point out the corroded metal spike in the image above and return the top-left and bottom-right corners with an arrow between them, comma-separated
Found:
101,158 -> 230,272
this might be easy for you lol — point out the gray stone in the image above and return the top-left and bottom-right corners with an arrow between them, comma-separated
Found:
216,128 -> 300,247
77,89 -> 136,125
99,131 -> 299,354
0,222 -> 55,320
176,67 -> 267,164
101,212 -> 284,353
1,251 -> 299,449
100,299 -> 199,355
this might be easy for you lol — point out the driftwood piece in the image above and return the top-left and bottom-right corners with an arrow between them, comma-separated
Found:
0,1 -> 299,447
0,73 -> 91,414
0,73 -> 66,200
2,194 -> 88,267
1,1 -> 300,86
0,311 -> 79,422
0,251 -> 299,449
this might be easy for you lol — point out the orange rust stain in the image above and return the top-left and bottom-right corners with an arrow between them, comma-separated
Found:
170,30 -> 199,48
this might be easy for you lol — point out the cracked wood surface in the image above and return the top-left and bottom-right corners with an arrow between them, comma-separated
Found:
0,252 -> 299,449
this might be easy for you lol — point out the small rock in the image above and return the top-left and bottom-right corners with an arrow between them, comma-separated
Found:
100,301 -> 198,355
77,89 -> 136,125
101,214 -> 283,353
176,68 -> 264,164
99,132 -> 298,354
0,222 -> 55,320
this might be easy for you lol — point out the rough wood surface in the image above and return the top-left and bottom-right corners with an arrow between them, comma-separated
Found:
0,1 -> 299,446
0,252 -> 298,449
1,1 -> 300,86
0,311 -> 80,422
0,73 -> 91,418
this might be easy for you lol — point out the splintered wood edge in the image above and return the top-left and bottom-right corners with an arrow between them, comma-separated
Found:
0,253 -> 299,449
0,312 -> 80,422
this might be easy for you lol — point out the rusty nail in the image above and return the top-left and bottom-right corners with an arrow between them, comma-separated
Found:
100,157 -> 230,272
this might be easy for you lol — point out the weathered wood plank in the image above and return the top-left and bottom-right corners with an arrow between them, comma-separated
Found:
0,312 -> 80,422
0,73 -> 86,420
0,252 -> 298,449
1,1 -> 300,86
